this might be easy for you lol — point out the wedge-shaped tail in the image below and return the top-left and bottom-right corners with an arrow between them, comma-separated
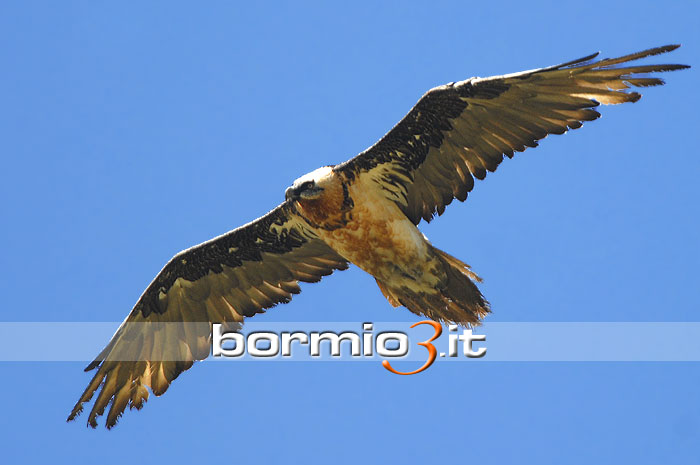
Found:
376,245 -> 490,325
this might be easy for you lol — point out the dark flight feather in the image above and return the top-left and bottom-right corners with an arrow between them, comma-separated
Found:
68,203 -> 348,428
336,44 -> 689,225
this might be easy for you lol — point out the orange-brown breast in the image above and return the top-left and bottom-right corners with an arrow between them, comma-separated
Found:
300,171 -> 433,282
293,170 -> 350,230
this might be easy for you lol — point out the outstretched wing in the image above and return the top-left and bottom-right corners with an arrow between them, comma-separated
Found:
68,202 -> 348,428
336,44 -> 689,224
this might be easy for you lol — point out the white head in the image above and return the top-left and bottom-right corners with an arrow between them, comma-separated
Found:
285,166 -> 334,201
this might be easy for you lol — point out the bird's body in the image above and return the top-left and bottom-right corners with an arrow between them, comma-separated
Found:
67,44 -> 689,428
293,166 -> 487,323
302,167 -> 430,281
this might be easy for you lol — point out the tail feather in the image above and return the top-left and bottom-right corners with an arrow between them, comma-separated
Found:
376,246 -> 490,326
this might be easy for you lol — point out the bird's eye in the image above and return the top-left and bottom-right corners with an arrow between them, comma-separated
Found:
300,181 -> 315,191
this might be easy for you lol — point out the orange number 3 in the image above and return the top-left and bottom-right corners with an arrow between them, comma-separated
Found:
382,320 -> 442,375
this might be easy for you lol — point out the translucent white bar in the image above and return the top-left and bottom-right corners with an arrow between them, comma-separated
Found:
1,321 -> 699,362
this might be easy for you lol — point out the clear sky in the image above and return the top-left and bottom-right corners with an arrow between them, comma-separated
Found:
1,1 -> 698,464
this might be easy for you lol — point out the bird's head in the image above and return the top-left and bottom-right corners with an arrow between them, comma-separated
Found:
285,166 -> 335,202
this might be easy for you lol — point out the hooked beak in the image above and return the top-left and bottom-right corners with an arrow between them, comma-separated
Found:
285,186 -> 297,201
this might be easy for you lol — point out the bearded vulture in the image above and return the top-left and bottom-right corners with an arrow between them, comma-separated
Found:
68,44 -> 688,428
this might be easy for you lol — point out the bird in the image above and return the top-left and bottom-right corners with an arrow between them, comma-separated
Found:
68,44 -> 688,428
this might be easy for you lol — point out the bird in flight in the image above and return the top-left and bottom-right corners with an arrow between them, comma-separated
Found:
69,45 -> 688,428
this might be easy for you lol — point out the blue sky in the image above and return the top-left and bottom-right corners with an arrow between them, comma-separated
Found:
1,1 -> 698,464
